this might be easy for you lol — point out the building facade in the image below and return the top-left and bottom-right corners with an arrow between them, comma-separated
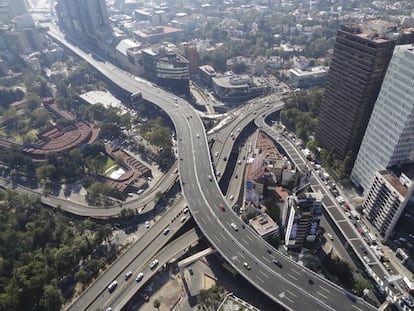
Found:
56,0 -> 110,40
211,73 -> 271,102
316,20 -> 397,165
142,47 -> 189,92
351,45 -> 414,193
284,191 -> 322,249
363,170 -> 414,239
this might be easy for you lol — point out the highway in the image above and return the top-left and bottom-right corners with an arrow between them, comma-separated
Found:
256,117 -> 397,300
105,228 -> 199,311
47,28 -> 376,310
66,200 -> 190,311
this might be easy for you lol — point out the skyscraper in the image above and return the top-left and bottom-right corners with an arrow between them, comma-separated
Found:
55,0 -> 110,40
316,20 -> 396,167
0,0 -> 28,17
351,45 -> 414,193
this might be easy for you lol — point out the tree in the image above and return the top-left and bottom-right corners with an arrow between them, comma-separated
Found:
39,284 -> 63,311
153,299 -> 161,309
306,140 -> 318,152
353,278 -> 372,296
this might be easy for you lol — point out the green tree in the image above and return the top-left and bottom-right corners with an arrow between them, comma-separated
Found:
153,299 -> 161,309
39,284 -> 63,311
353,278 -> 372,296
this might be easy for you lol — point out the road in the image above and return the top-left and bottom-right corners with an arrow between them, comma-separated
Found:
0,165 -> 178,218
65,201 -> 188,311
256,117 -> 397,301
106,228 -> 199,311
47,28 -> 376,310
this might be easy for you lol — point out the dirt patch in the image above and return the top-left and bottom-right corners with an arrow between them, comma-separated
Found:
203,273 -> 217,289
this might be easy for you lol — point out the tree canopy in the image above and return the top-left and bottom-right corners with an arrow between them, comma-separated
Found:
0,190 -> 115,311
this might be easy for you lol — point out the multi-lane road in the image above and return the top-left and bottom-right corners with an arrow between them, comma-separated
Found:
257,117 -> 397,300
66,200 -> 191,311
46,28 -> 376,310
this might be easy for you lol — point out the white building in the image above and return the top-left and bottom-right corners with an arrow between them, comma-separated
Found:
363,170 -> 414,239
284,191 -> 322,249
351,45 -> 414,193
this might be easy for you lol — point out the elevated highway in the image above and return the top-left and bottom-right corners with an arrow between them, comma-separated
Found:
47,27 -> 376,310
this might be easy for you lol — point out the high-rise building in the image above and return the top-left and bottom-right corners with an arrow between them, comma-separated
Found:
284,191 -> 322,249
0,0 -> 28,17
362,170 -> 414,239
55,0 -> 110,40
351,45 -> 414,193
316,20 -> 397,166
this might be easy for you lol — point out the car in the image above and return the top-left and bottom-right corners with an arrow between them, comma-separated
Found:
149,259 -> 159,269
125,271 -> 133,280
243,262 -> 251,270
360,245 -> 368,254
180,216 -> 186,223
235,174 -> 238,179
267,249 -> 272,254
145,221 -> 150,229
363,256 -> 373,266
163,228 -> 170,235
238,160 -> 242,165
229,195 -> 234,201
308,279 -> 314,285
188,267 -> 193,275
214,151 -> 219,157
135,272 -> 144,282
105,308 -> 112,311
208,175 -> 212,181
230,222 -> 238,231
219,204 -> 225,212
273,259 -> 283,268
327,233 -> 334,240
183,207 -> 189,213
108,280 -> 118,292
223,156 -> 227,161
196,133 -> 200,138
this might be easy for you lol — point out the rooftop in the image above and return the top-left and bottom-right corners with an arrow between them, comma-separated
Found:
249,213 -> 279,237
378,170 -> 411,198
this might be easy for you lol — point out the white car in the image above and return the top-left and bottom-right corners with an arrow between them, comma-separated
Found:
145,221 -> 150,229
229,195 -> 234,201
180,216 -> 186,223
163,227 -> 170,235
135,272 -> 144,282
107,280 -> 118,292
363,256 -> 373,266
230,223 -> 238,231
149,259 -> 159,269
327,233 -> 334,240
124,271 -> 133,280
336,196 -> 345,204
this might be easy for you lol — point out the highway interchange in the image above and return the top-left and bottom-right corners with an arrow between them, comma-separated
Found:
43,27 -> 378,311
